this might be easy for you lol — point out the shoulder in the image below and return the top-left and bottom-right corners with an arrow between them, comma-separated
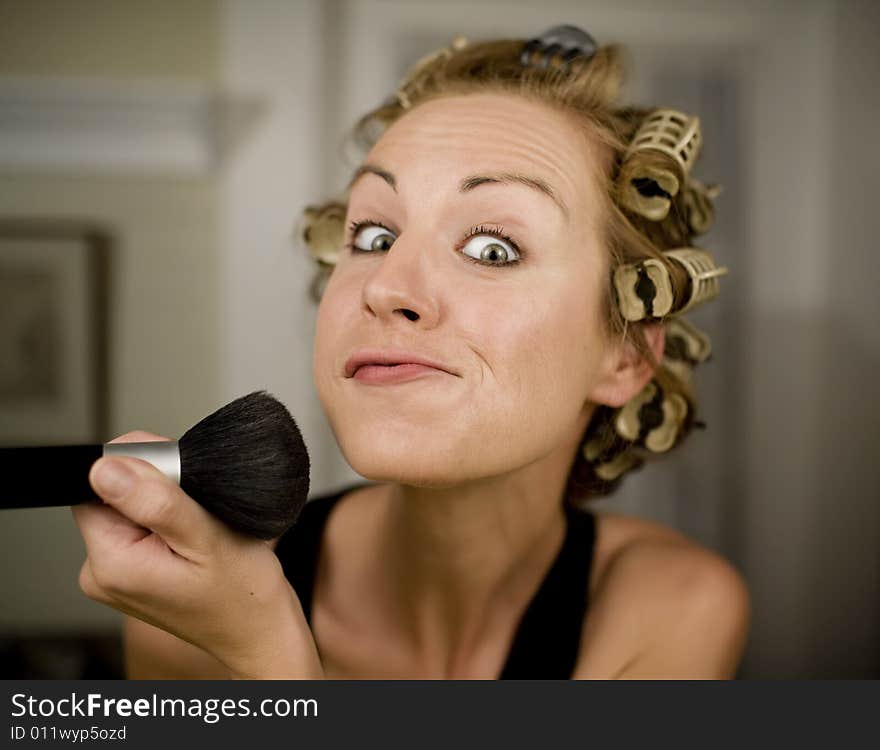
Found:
574,510 -> 751,679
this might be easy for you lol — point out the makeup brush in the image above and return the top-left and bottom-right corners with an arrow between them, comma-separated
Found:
0,391 -> 310,540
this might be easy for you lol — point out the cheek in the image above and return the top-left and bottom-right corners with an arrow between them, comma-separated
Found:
454,280 -> 604,462
483,283 -> 603,401
313,272 -> 353,389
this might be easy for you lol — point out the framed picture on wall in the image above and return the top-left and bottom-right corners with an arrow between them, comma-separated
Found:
0,220 -> 110,446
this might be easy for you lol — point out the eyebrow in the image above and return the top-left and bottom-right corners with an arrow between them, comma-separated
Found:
348,163 -> 569,219
349,164 -> 397,190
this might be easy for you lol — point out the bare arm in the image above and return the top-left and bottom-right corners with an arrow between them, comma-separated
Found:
123,616 -> 231,680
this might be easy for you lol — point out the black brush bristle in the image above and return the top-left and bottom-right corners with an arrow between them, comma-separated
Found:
178,391 -> 310,539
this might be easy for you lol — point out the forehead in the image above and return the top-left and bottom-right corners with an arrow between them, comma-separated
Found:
363,92 -> 602,216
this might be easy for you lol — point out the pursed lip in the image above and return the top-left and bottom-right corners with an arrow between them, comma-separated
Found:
344,349 -> 458,378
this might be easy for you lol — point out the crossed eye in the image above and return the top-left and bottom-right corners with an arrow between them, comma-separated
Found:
351,224 -> 520,265
353,225 -> 396,252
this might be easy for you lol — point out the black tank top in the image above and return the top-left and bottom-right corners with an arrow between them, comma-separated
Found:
274,483 -> 597,679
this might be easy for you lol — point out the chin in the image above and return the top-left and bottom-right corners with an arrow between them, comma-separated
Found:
342,444 -> 461,487
332,426 -> 481,487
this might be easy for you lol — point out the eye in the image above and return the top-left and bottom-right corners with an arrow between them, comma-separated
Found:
350,222 -> 396,252
460,233 -> 521,266
347,220 -> 524,268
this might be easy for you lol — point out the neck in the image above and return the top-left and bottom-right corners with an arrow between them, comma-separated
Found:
373,427 -> 584,674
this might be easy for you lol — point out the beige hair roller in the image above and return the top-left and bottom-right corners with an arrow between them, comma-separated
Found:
613,247 -> 727,322
681,178 -> 722,235
626,109 -> 702,174
299,202 -> 346,267
618,109 -> 703,221
613,259 -> 675,320
664,247 -> 727,315
614,380 -> 688,453
662,316 -> 712,383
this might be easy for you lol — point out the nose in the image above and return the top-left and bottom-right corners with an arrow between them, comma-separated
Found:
360,233 -> 440,328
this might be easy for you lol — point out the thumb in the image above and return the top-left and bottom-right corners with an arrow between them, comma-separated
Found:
89,455 -> 221,560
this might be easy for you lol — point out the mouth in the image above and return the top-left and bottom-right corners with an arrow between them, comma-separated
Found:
344,350 -> 458,379
349,363 -> 449,385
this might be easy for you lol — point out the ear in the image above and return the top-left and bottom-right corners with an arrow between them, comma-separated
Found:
587,323 -> 665,408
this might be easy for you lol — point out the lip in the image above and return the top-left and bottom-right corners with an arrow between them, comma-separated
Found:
351,363 -> 448,385
344,349 -> 458,379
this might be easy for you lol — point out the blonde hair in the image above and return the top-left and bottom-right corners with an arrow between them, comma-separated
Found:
300,36 -> 722,505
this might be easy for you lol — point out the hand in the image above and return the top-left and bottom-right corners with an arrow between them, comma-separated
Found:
72,431 -> 323,679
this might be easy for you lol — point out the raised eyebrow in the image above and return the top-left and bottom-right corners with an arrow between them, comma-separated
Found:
461,173 -> 569,219
348,163 -> 396,191
348,164 -> 568,220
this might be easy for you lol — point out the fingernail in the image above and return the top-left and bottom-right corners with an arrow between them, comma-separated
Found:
93,459 -> 135,499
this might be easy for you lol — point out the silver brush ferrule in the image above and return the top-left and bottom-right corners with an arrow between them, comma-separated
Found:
103,441 -> 181,484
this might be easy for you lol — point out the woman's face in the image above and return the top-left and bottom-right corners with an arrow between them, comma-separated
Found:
314,92 -> 618,486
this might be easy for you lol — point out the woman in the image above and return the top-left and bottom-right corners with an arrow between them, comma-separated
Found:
75,26 -> 749,679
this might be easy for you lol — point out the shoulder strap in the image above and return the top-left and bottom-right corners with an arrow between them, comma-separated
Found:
498,505 -> 597,679
274,485 -> 360,624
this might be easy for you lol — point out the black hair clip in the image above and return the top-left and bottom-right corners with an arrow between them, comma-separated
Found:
520,24 -> 598,71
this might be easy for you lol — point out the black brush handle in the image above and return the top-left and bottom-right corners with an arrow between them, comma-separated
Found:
0,445 -> 103,509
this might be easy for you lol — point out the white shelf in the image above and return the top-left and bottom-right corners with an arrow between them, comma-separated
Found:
0,76 -> 263,176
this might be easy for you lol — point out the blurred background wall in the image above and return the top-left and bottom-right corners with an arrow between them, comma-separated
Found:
0,0 -> 222,646
0,0 -> 877,678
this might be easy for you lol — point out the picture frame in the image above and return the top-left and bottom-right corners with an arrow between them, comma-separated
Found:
0,219 -> 110,446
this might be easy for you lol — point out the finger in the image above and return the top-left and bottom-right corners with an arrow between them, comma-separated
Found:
75,509 -> 184,605
78,556 -> 167,623
71,501 -> 170,599
72,499 -> 150,559
88,456 -> 221,560
78,558 -> 111,604
107,430 -> 173,444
